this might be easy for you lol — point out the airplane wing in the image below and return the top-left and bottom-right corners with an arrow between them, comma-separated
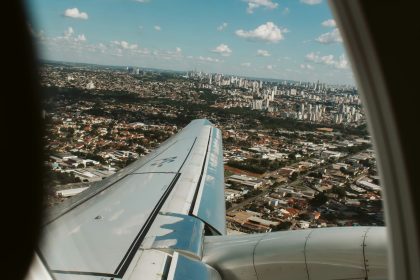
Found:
29,119 -> 387,280
38,119 -> 225,280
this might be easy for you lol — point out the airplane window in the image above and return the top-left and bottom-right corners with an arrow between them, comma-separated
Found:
25,0 -> 388,279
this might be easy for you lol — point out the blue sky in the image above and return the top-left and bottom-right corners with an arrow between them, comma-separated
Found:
26,0 -> 355,85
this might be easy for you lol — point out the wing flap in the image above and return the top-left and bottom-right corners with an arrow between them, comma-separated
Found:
41,173 -> 177,274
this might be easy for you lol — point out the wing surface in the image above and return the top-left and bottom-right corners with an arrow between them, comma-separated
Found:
39,119 -> 225,279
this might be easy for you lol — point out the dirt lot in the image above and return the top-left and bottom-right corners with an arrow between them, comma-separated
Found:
224,165 -> 263,178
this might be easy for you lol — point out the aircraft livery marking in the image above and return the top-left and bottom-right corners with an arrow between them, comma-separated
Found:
151,156 -> 178,167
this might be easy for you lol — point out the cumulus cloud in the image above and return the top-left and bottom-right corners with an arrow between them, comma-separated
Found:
306,52 -> 349,69
236,22 -> 287,43
217,22 -> 228,31
334,55 -> 349,69
300,0 -> 322,5
300,64 -> 314,70
63,27 -> 74,38
154,25 -> 161,31
75,34 -> 86,42
96,43 -> 107,53
150,47 -> 183,60
245,0 -> 278,14
111,40 -> 138,50
241,62 -> 251,67
315,28 -> 342,44
212,44 -> 232,56
198,56 -> 221,63
37,26 -> 168,59
257,49 -> 271,57
187,55 -> 221,63
37,27 -> 88,53
322,19 -> 336,28
306,52 -> 333,64
59,27 -> 87,42
64,8 -> 88,20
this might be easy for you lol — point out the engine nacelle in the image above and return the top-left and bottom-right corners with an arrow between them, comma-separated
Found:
203,226 -> 387,280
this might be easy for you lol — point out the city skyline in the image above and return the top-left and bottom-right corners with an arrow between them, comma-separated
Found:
27,0 -> 355,85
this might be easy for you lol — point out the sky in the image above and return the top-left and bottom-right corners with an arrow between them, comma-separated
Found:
26,0 -> 355,85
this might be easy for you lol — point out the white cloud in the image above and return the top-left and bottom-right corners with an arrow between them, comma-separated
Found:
245,0 -> 278,14
154,25 -> 161,31
63,27 -> 74,38
334,55 -> 349,69
217,22 -> 228,31
306,52 -> 333,64
282,7 -> 290,15
315,28 -> 342,44
37,27 -> 168,61
75,34 -> 86,42
64,8 -> 88,20
241,62 -> 251,67
236,22 -> 287,43
257,49 -> 271,57
198,56 -> 221,63
134,48 -> 151,55
266,64 -> 274,70
186,55 -> 221,63
306,52 -> 349,69
37,27 -> 89,56
134,0 -> 150,3
300,64 -> 314,70
97,43 -> 107,53
58,27 -> 87,43
322,19 -> 336,28
111,40 -> 138,50
300,0 -> 322,5
212,44 -> 232,56
150,48 -> 183,60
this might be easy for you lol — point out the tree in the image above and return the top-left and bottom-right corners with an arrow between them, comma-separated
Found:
273,221 -> 292,231
248,203 -> 259,212
298,213 -> 311,221
331,186 -> 346,199
290,172 -> 299,181
309,193 -> 328,207
126,156 -> 136,165
361,159 -> 372,168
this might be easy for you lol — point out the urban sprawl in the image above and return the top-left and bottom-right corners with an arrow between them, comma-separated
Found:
41,62 -> 384,234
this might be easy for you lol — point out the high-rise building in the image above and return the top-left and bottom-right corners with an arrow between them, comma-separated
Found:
252,99 -> 263,110
86,81 -> 95,90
